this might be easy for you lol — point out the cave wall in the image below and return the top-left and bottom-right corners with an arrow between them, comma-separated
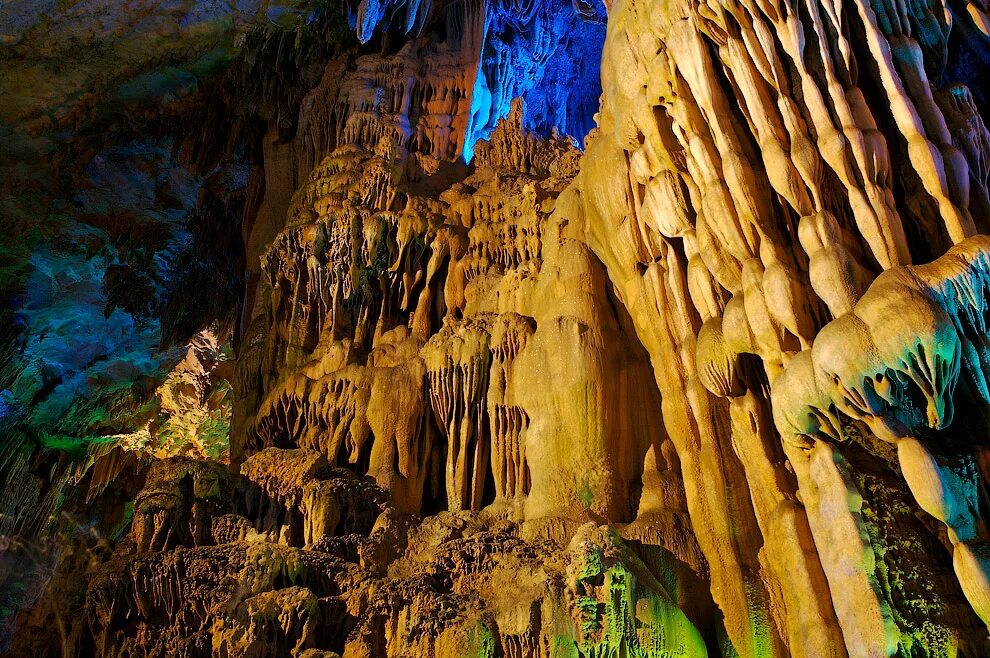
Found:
571,0 -> 990,654
3,0 -> 990,656
232,0 -> 990,654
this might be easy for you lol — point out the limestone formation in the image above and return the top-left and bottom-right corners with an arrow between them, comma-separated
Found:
562,0 -> 990,653
4,0 -> 990,656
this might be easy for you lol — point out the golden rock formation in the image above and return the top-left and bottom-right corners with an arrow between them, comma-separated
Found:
563,0 -> 990,654
7,0 -> 990,656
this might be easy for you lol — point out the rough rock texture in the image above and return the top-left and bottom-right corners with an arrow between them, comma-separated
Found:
4,0 -> 990,656
237,100 -> 665,527
7,447 -> 709,658
565,0 -> 990,654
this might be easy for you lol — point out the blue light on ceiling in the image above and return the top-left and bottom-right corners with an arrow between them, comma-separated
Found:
350,0 -> 606,162
461,0 -> 606,162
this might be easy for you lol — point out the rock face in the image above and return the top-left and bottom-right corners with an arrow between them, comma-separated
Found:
8,448 -> 709,657
5,0 -> 990,656
566,0 -> 990,654
237,99 -> 665,526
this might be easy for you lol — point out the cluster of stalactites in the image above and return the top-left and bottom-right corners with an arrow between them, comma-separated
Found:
487,313 -> 535,506
244,127 -> 566,517
243,97 -> 655,536
463,0 -> 606,158
422,316 -> 494,511
769,236 -> 990,627
246,367 -> 372,462
462,189 -> 545,284
348,0 -> 605,163
600,0 -> 990,341
416,311 -> 539,513
768,235 -> 990,451
327,2 -> 488,172
260,144 -> 409,366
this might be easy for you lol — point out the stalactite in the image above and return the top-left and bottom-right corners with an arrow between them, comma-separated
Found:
574,0 -> 990,652
487,313 -> 535,509
422,318 -> 493,512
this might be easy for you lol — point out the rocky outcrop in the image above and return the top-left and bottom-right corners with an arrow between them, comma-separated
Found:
236,99 -> 667,529
8,446 -> 709,657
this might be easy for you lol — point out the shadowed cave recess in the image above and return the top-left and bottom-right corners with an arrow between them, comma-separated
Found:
1,0 -> 990,655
